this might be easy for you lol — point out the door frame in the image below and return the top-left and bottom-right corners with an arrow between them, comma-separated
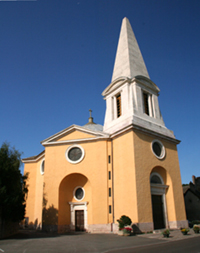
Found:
150,172 -> 169,229
69,202 -> 88,231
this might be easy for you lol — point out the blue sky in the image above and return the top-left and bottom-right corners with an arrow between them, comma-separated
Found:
0,0 -> 200,184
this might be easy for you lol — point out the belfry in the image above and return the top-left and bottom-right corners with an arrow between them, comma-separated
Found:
23,17 -> 187,233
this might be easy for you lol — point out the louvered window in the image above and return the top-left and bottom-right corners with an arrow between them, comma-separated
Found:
143,93 -> 149,115
116,94 -> 121,117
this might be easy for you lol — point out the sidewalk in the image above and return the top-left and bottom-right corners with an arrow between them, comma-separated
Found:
138,228 -> 200,241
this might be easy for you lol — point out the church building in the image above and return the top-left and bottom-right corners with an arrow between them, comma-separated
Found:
22,17 -> 187,233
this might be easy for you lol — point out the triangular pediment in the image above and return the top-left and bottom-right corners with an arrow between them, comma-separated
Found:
41,125 -> 109,146
56,129 -> 96,142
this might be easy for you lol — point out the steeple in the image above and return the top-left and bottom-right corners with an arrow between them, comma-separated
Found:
111,17 -> 149,81
102,18 -> 175,140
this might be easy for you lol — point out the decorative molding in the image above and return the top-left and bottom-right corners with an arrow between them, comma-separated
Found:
41,124 -> 109,146
68,202 -> 88,231
73,186 -> 85,201
21,151 -> 45,163
42,136 -> 109,147
66,145 -> 85,164
110,122 -> 180,144
151,140 -> 166,160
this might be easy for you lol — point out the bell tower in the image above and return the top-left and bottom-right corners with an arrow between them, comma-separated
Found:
102,17 -> 187,232
102,17 -> 174,139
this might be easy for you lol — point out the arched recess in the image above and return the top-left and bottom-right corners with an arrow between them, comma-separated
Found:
150,167 -> 169,230
58,173 -> 91,232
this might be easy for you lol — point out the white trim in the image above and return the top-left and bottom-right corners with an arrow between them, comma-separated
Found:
43,136 -> 109,146
66,145 -> 85,164
40,158 -> 45,175
69,202 -> 88,231
151,139 -> 165,159
73,186 -> 85,201
109,123 -> 179,144
22,152 -> 45,163
150,172 -> 164,184
41,124 -> 109,145
102,77 -> 129,96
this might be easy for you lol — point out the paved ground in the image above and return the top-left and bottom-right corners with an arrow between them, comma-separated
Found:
0,229 -> 200,253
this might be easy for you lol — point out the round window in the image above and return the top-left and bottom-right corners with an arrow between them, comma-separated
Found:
40,159 -> 45,175
69,147 -> 82,161
66,145 -> 85,164
74,187 -> 85,201
151,140 -> 165,159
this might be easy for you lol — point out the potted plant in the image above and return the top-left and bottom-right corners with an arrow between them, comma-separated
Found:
162,229 -> 170,238
123,226 -> 132,236
117,215 -> 132,236
193,225 -> 200,234
181,228 -> 190,235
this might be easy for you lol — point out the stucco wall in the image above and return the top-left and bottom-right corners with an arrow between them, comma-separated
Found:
113,130 -> 138,223
43,138 -> 109,228
133,130 -> 186,225
24,158 -> 44,228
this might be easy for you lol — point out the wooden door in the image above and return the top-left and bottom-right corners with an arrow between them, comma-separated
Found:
152,195 -> 165,229
75,210 -> 84,231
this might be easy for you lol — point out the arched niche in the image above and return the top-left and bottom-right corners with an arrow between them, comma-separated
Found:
150,168 -> 169,230
58,173 -> 91,232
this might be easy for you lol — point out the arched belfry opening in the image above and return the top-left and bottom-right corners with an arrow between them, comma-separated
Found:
58,173 -> 91,232
150,169 -> 169,230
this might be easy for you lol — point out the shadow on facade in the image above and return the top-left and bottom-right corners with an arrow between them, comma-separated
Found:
42,205 -> 58,232
42,184 -> 58,232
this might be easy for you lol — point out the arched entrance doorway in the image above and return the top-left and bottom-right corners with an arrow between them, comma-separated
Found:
59,173 -> 91,232
150,172 -> 168,229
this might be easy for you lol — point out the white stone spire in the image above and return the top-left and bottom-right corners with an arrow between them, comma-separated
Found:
103,18 -> 175,139
111,17 -> 149,81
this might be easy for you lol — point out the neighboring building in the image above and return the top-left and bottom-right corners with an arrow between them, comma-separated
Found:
22,17 -> 187,233
183,176 -> 200,222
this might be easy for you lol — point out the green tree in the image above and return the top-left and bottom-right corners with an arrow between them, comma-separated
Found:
0,142 -> 28,223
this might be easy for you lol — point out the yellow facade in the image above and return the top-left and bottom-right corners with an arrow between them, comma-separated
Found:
23,126 -> 187,233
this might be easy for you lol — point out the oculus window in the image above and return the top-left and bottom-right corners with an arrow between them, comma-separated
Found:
66,145 -> 85,164
151,140 -> 165,159
74,187 -> 85,201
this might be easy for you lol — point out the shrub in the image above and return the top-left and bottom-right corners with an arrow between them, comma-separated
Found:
117,215 -> 132,230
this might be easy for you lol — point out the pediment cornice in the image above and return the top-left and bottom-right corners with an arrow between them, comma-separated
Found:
40,124 -> 109,146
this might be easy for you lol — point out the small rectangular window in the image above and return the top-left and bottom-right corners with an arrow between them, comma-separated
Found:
108,155 -> 111,164
109,187 -> 111,197
143,92 -> 149,115
109,205 -> 112,214
116,94 -> 121,117
108,171 -> 111,180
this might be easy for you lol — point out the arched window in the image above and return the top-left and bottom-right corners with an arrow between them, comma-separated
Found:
150,172 -> 164,185
151,175 -> 162,184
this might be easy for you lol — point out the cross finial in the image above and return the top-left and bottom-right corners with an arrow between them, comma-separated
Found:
89,109 -> 92,118
87,109 -> 94,124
